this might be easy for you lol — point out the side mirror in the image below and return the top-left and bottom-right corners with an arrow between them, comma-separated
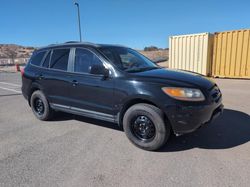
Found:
89,64 -> 110,78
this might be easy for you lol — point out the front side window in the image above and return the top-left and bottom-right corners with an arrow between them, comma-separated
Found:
99,47 -> 158,72
30,51 -> 46,66
74,48 -> 103,73
50,49 -> 70,71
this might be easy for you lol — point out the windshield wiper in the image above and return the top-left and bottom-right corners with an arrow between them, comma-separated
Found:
125,66 -> 160,73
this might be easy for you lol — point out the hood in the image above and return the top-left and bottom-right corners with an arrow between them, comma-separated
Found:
132,68 -> 215,90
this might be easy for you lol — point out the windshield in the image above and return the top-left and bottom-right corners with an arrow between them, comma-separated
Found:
98,47 -> 159,72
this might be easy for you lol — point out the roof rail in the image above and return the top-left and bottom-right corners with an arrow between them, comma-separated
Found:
64,41 -> 80,44
37,42 -> 125,51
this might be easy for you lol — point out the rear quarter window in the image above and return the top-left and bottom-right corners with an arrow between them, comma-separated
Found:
30,51 -> 46,66
42,51 -> 51,68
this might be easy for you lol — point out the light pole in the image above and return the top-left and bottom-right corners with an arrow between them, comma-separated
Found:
74,2 -> 82,42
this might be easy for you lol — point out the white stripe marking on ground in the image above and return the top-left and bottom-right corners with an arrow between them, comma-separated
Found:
0,86 -> 21,93
0,82 -> 21,87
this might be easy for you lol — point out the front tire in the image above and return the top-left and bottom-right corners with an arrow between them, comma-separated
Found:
30,90 -> 53,121
123,103 -> 170,151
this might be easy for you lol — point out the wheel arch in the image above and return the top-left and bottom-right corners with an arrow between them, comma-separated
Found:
117,97 -> 171,129
28,83 -> 43,106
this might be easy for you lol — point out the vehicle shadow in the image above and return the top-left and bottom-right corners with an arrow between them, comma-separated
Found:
51,108 -> 250,151
52,112 -> 123,131
159,108 -> 250,152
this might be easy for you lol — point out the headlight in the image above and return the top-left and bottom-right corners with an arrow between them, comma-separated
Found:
162,87 -> 205,101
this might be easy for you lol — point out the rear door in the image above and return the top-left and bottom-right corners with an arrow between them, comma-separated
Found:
42,48 -> 74,106
68,47 -> 115,118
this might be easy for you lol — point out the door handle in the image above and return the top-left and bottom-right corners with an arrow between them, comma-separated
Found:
72,80 -> 78,86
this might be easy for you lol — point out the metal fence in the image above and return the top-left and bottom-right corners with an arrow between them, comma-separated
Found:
0,58 -> 30,65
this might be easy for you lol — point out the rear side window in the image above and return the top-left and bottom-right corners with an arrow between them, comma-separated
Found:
30,51 -> 46,66
50,49 -> 70,71
74,48 -> 103,73
42,51 -> 51,68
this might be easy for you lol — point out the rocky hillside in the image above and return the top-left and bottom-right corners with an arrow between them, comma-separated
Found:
139,49 -> 169,62
0,44 -> 35,59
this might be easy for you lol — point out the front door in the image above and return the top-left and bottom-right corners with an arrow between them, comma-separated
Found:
68,48 -> 115,121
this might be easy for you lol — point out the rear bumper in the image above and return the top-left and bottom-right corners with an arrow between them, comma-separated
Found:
164,101 -> 223,135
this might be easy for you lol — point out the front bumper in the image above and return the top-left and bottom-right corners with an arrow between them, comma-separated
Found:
164,101 -> 223,135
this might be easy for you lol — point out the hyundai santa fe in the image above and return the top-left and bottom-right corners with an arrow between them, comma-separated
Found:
22,42 -> 223,151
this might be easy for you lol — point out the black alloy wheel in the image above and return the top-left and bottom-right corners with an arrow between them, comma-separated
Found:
30,90 -> 53,121
123,103 -> 170,151
130,115 -> 156,142
34,98 -> 45,116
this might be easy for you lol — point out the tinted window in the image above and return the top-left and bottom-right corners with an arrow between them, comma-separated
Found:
99,47 -> 157,72
50,49 -> 70,71
30,51 -> 46,66
74,48 -> 103,73
42,51 -> 51,68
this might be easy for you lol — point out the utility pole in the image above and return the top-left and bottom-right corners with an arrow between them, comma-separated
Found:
74,2 -> 82,42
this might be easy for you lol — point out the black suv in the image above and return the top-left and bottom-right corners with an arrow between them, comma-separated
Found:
22,42 -> 223,151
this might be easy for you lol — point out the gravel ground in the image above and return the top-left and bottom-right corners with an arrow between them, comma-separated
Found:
0,72 -> 249,187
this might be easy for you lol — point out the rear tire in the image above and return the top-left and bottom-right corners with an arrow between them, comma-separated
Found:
30,90 -> 53,121
123,103 -> 170,151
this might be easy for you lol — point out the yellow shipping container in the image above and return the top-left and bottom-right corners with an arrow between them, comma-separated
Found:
169,33 -> 214,76
212,29 -> 250,78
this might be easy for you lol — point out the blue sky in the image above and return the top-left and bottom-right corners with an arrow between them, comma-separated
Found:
0,0 -> 249,49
